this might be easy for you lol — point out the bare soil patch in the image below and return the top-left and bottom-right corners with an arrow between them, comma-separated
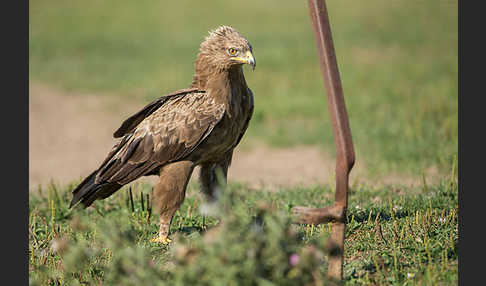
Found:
29,83 -> 439,192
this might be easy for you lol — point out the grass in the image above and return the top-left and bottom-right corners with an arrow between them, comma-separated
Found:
29,1 -> 458,283
29,0 -> 458,176
29,163 -> 458,285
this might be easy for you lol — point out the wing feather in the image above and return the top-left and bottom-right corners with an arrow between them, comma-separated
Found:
113,88 -> 199,138
95,91 -> 225,185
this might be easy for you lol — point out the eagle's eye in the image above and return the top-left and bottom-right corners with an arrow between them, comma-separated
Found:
227,48 -> 239,56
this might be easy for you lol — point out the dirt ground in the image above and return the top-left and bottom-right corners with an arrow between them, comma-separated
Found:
29,83 -> 438,192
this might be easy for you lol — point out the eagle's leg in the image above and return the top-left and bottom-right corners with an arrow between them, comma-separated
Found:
150,160 -> 195,244
199,152 -> 232,202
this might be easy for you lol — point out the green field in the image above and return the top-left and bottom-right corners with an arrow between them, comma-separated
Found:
29,169 -> 458,285
29,0 -> 457,175
29,0 -> 458,284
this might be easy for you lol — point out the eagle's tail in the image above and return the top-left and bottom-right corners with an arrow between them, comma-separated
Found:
69,170 -> 122,209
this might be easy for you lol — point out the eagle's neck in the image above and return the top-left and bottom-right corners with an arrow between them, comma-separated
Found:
191,53 -> 218,89
191,60 -> 248,118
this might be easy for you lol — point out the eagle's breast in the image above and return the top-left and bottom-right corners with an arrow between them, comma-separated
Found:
190,83 -> 253,164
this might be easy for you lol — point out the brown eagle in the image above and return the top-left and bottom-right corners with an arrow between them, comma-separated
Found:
69,26 -> 255,244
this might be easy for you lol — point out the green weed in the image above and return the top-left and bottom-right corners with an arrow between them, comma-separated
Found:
29,173 -> 457,285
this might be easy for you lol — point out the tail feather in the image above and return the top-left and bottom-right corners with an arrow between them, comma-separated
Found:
69,170 -> 122,208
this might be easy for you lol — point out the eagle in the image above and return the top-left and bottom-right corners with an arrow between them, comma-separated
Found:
69,26 -> 256,244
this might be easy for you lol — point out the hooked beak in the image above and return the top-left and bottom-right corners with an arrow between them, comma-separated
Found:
234,50 -> 256,70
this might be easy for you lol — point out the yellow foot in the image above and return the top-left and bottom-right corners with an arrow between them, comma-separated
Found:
150,236 -> 172,244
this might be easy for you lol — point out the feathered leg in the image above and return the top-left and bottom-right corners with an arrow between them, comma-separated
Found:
199,151 -> 232,201
150,160 -> 195,244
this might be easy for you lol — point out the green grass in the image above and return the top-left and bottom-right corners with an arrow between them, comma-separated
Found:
29,0 -> 458,176
29,169 -> 458,285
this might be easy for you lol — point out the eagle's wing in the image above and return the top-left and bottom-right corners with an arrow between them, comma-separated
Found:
113,88 -> 199,138
95,90 -> 225,185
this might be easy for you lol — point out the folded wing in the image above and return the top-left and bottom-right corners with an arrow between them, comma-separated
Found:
96,90 -> 225,185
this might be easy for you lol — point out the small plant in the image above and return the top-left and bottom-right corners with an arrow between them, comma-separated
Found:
166,188 -> 327,286
29,176 -> 458,285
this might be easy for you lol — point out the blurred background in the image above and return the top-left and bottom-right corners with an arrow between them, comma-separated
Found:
29,0 -> 457,190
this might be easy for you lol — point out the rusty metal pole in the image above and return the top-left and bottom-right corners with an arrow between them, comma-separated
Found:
292,0 -> 355,282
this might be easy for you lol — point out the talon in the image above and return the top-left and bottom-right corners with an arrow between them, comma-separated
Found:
150,236 -> 172,244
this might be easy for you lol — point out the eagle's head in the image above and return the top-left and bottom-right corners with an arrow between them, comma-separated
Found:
198,26 -> 256,71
